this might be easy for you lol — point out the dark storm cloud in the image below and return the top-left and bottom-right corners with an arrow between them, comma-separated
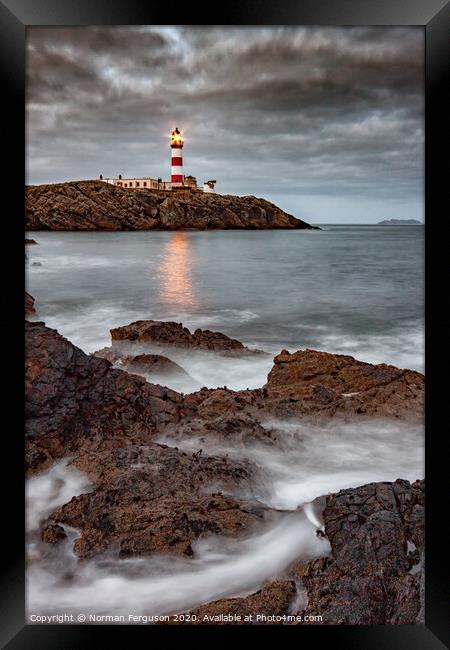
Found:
26,26 -> 424,221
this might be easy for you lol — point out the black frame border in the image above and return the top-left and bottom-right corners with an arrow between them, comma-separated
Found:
1,0 -> 449,647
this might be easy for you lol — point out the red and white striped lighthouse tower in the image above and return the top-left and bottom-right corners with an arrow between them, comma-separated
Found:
170,127 -> 184,188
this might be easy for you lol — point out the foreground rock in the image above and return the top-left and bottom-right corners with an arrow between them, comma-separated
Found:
41,522 -> 67,544
26,323 -> 424,472
110,319 -> 267,356
27,323 -> 267,555
25,321 -> 189,475
25,292 -> 36,315
165,344 -> 425,445
25,180 -> 318,231
50,488 -> 264,559
298,478 -> 425,624
162,479 -> 424,625
163,580 -> 297,625
52,491 -> 262,558
27,322 -> 424,609
43,442 -> 264,558
264,349 -> 424,421
93,347 -> 196,385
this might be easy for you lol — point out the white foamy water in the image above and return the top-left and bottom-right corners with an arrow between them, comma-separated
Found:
27,416 -> 423,621
27,506 -> 329,619
26,459 -> 92,532
158,418 -> 424,510
110,344 -> 274,393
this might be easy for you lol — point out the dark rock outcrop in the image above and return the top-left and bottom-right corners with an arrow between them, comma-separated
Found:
297,479 -> 425,625
25,321 -> 189,475
52,490 -> 264,559
168,479 -> 424,625
45,443 -> 263,559
25,292 -> 36,315
93,348 -> 195,383
41,522 -> 67,544
25,181 -> 317,231
25,238 -> 38,244
264,349 -> 424,421
110,319 -> 267,356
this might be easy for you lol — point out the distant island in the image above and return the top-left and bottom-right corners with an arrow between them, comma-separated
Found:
377,219 -> 423,225
25,181 -> 318,231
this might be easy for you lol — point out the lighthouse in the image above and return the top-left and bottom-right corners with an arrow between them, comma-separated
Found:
170,127 -> 184,188
101,126 -> 216,192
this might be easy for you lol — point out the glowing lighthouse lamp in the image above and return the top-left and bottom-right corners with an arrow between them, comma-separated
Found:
170,127 -> 184,188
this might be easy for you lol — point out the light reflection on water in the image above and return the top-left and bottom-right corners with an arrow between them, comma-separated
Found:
158,232 -> 198,310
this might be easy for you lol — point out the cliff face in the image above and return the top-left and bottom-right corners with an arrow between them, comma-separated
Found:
25,180 -> 317,231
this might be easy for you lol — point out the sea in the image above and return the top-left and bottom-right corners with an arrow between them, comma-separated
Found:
26,224 -> 424,383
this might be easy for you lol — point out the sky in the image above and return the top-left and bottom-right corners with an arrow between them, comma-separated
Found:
26,26 -> 424,224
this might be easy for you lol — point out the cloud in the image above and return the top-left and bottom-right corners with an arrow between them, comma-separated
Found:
26,26 -> 424,222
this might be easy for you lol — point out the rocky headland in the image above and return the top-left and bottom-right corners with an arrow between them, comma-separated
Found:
25,181 -> 318,231
25,316 -> 424,624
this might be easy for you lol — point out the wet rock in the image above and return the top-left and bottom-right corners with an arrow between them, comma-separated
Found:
157,480 -> 424,625
70,443 -> 257,494
170,479 -> 425,626
45,442 -> 264,559
25,440 -> 53,474
192,387 -> 264,417
25,180 -> 317,231
265,349 -> 424,421
41,523 -> 67,544
25,321 -> 189,474
163,579 -> 297,624
110,320 -> 267,356
177,348 -> 424,428
25,291 -> 36,315
93,348 -> 195,383
160,386 -> 278,451
52,488 -> 265,559
297,479 -> 425,625
162,412 -> 276,449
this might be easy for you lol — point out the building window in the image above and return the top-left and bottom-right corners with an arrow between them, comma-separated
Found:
143,182 -> 147,187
